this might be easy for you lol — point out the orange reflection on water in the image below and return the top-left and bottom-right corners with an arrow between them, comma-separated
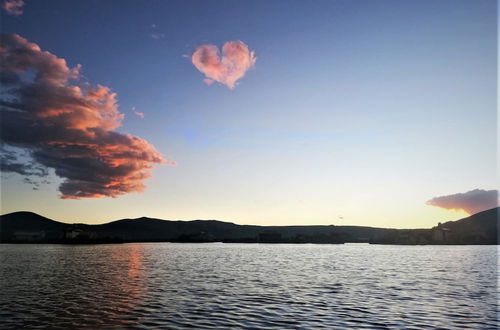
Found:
99,243 -> 147,326
127,244 -> 143,279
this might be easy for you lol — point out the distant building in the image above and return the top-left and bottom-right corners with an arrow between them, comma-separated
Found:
64,227 -> 96,240
433,223 -> 451,242
177,231 -> 215,242
13,231 -> 45,242
258,232 -> 282,243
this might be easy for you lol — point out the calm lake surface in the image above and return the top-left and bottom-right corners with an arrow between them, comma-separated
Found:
0,244 -> 498,329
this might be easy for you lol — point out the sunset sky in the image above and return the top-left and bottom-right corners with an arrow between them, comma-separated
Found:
0,0 -> 497,228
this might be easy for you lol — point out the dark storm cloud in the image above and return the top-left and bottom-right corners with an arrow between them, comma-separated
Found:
0,34 -> 168,199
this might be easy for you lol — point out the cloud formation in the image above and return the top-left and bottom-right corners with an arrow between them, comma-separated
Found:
191,41 -> 256,89
426,189 -> 499,215
132,106 -> 145,119
1,148 -> 48,177
149,24 -> 165,40
0,34 -> 166,199
150,32 -> 165,40
2,0 -> 24,16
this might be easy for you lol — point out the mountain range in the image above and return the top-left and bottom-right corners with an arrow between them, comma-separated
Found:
0,207 -> 498,244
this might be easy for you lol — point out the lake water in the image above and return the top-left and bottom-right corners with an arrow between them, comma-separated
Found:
0,244 -> 497,329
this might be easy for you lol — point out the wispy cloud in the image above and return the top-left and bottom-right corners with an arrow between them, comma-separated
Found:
426,189 -> 499,215
2,0 -> 24,16
1,148 -> 48,178
132,106 -> 145,119
151,32 -> 165,40
0,34 -> 168,199
191,41 -> 256,89
149,23 -> 165,40
203,78 -> 214,86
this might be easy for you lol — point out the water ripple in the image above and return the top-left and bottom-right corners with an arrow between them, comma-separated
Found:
0,244 -> 498,329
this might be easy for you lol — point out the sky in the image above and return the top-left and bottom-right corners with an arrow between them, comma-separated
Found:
0,0 -> 497,228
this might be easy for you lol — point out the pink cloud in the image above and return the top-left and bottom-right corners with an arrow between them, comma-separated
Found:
132,106 -> 145,119
426,189 -> 499,215
0,34 -> 167,199
191,41 -> 256,89
2,0 -> 24,16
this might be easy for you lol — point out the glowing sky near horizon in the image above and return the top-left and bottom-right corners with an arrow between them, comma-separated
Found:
0,0 -> 497,228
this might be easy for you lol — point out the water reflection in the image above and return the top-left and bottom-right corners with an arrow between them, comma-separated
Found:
127,244 -> 143,279
103,244 -> 146,327
0,244 -> 498,329
0,244 -> 149,328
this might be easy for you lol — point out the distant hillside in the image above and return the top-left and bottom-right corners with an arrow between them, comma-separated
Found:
371,207 -> 498,245
0,212 -> 67,241
0,208 -> 498,244
431,207 -> 498,244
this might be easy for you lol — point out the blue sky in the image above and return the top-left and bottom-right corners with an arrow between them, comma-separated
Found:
1,0 -> 497,227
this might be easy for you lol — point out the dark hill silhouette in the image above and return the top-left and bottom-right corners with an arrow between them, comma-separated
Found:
440,207 -> 497,232
0,211 -> 67,241
430,207 -> 498,244
0,208 -> 498,244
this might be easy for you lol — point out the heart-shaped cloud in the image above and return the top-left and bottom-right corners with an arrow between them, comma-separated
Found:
191,41 -> 256,89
